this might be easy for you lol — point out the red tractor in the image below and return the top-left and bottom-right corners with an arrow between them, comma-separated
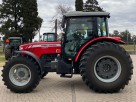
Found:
2,11 -> 133,93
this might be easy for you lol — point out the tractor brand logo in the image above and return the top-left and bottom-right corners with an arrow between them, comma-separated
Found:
41,44 -> 61,47
31,45 -> 41,48
56,49 -> 61,53
32,44 -> 61,48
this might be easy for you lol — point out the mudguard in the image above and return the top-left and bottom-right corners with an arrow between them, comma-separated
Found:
15,51 -> 43,74
74,37 -> 125,62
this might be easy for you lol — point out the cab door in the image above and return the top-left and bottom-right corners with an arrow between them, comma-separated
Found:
63,17 -> 95,62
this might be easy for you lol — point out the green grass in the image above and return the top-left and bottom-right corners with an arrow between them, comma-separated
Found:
0,47 -> 3,53
120,45 -> 136,51
0,47 -> 5,67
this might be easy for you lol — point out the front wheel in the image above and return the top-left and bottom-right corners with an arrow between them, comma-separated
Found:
80,42 -> 133,93
41,72 -> 48,79
2,56 -> 41,93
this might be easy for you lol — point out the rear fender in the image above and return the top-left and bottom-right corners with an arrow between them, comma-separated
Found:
15,51 -> 43,74
74,37 -> 125,62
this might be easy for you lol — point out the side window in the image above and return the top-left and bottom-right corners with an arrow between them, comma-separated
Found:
102,21 -> 107,36
65,18 -> 94,57
97,18 -> 107,37
43,35 -> 47,41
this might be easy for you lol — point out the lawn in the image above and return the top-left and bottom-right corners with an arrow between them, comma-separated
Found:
0,46 -> 3,53
120,44 -> 136,51
0,47 -> 5,67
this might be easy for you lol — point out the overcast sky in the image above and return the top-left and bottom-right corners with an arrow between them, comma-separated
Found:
0,0 -> 136,40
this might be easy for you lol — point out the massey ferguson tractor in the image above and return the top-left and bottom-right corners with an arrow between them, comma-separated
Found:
2,11 -> 133,93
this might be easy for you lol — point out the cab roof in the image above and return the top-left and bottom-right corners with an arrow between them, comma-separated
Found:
64,11 -> 110,17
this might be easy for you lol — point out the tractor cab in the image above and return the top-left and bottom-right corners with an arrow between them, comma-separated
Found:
6,37 -> 22,46
43,33 -> 56,42
61,11 -> 110,62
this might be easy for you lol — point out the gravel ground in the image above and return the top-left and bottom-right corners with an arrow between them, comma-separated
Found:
0,55 -> 135,102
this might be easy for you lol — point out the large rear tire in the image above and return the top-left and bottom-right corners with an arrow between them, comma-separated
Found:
80,42 -> 133,93
2,56 -> 41,93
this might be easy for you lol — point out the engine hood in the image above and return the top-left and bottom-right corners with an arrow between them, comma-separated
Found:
20,41 -> 61,50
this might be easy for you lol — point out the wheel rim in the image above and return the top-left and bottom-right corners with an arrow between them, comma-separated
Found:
94,56 -> 121,83
9,64 -> 31,86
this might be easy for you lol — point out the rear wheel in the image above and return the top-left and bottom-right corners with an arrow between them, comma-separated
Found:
80,42 -> 133,93
2,56 -> 41,93
94,55 -> 121,83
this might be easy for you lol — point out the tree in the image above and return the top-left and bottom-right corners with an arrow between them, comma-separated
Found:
75,0 -> 83,11
52,4 -> 72,30
120,30 -> 132,43
0,0 -> 43,42
0,4 -> 2,22
113,30 -> 120,37
37,16 -> 43,41
132,35 -> 136,43
84,0 -> 103,12
0,0 -> 23,38
21,0 -> 41,42
37,17 -> 43,31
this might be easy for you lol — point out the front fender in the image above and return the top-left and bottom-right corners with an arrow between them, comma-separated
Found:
74,37 -> 125,62
15,51 -> 43,74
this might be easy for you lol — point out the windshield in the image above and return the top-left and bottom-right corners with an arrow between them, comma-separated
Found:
43,33 -> 55,42
10,39 -> 21,46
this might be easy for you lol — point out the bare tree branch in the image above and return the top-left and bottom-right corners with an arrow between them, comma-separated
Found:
51,3 -> 73,31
